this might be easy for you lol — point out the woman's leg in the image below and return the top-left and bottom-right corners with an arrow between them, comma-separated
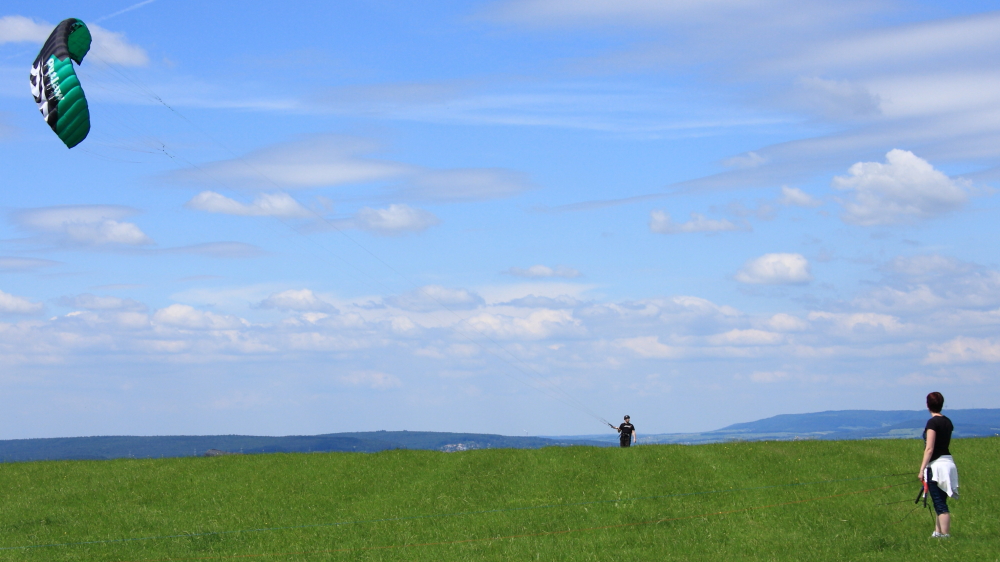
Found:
938,513 -> 951,535
928,480 -> 951,535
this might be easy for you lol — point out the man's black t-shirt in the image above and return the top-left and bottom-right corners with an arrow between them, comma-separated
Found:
923,415 -> 953,462
618,422 -> 635,442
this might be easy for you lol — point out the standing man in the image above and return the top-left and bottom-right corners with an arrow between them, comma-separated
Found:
614,415 -> 636,448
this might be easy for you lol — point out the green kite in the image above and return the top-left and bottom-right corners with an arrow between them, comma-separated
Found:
30,18 -> 92,148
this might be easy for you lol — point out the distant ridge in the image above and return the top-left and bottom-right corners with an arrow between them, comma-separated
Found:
0,431 -> 606,463
2,409 -> 998,463
568,408 -> 1000,445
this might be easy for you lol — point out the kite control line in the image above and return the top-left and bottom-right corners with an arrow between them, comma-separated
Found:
57,33 -> 616,432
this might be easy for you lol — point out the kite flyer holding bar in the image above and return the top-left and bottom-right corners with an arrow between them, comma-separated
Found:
613,415 -> 636,448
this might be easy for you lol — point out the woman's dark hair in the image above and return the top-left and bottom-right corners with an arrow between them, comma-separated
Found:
927,392 -> 944,413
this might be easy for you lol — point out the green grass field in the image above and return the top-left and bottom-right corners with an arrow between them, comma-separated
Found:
1,438 -> 996,561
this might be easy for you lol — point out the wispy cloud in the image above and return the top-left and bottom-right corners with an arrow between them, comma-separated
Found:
166,136 -> 531,203
779,186 -> 823,207
650,210 -> 747,234
321,80 -> 785,135
344,204 -> 441,236
773,11 -> 1000,75
185,191 -> 312,218
0,256 -> 60,272
11,205 -> 154,247
164,136 -> 412,190
94,0 -> 158,24
926,336 -> 1000,364
481,0 -> 877,29
387,285 -> 484,312
395,168 -> 532,202
57,294 -> 146,311
505,265 -> 581,278
340,371 -> 402,390
164,242 -> 266,259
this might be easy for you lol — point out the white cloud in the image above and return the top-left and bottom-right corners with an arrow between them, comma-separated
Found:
340,371 -> 402,390
616,336 -> 681,358
778,186 -> 822,207
0,289 -> 43,314
852,285 -> 944,313
766,313 -> 809,332
88,25 -> 148,66
853,255 -> 1000,313
152,304 -> 247,330
184,191 -> 312,218
0,16 -> 147,66
259,289 -> 336,313
4,273 -> 1000,412
735,253 -> 811,284
925,337 -> 1000,364
388,285 -> 484,312
463,309 -> 583,340
808,311 -> 904,334
884,254 -> 966,278
506,265 -> 581,278
708,329 -> 783,346
501,295 -> 581,308
350,204 -> 441,235
0,15 -> 50,43
650,210 -> 745,234
13,205 -> 154,246
832,149 -> 967,226
57,308 -> 151,331
477,282 -> 595,305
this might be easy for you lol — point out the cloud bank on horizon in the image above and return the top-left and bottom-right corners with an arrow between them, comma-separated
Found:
0,0 -> 997,439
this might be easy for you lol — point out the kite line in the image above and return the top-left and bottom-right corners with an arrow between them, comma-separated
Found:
68,35 -> 614,428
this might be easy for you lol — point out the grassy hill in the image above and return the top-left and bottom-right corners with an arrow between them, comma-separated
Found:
1,437 -> 997,561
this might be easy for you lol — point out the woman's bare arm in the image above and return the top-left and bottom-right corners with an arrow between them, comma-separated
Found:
920,429 -> 936,480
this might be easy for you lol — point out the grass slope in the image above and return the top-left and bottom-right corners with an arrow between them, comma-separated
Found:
1,438 -> 996,561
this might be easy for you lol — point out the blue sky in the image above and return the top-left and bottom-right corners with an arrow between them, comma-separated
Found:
1,0 -> 999,439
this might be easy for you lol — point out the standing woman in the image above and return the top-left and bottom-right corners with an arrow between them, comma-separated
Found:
919,391 -> 959,538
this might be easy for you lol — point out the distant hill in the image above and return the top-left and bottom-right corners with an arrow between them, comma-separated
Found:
0,431 -> 607,463
3,409 -> 998,463
564,408 -> 1000,445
